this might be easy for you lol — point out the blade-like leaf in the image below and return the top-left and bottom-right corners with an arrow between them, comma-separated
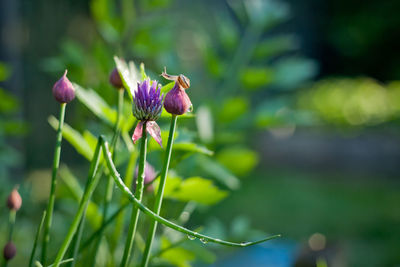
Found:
74,83 -> 116,126
114,56 -> 139,100
48,116 -> 93,160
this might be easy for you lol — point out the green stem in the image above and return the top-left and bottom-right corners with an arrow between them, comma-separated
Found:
80,202 -> 129,252
141,115 -> 177,267
29,211 -> 46,267
8,210 -> 16,242
52,137 -> 103,267
42,103 -> 66,266
120,122 -> 148,267
90,89 -> 124,266
101,141 -> 281,247
111,150 -> 137,253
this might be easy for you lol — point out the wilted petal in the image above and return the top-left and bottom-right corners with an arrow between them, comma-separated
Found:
146,121 -> 162,147
132,121 -> 144,144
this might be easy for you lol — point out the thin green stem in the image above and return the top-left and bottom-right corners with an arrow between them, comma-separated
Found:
120,123 -> 148,267
90,89 -> 124,267
101,141 -> 281,247
29,211 -> 46,267
8,210 -> 15,242
111,150 -> 137,253
141,115 -> 177,267
80,202 -> 129,252
42,103 -> 66,266
52,137 -> 103,267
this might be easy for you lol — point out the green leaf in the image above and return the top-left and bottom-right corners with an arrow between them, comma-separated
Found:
240,67 -> 274,90
159,237 -> 195,267
173,142 -> 213,156
160,81 -> 174,93
197,155 -> 240,190
74,83 -> 117,126
0,62 -> 11,81
114,56 -> 140,100
274,57 -> 318,90
216,147 -> 259,176
159,176 -> 228,205
140,62 -> 148,80
58,166 -> 102,228
218,97 -> 249,123
48,116 -> 93,160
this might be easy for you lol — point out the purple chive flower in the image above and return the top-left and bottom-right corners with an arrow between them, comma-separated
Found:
52,70 -> 75,103
161,68 -> 192,115
134,161 -> 157,192
109,68 -> 124,89
132,78 -> 164,146
3,242 -> 16,261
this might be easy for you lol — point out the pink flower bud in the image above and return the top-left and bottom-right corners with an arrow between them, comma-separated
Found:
161,68 -> 192,115
7,188 -> 22,211
3,242 -> 16,261
52,70 -> 75,103
109,68 -> 124,89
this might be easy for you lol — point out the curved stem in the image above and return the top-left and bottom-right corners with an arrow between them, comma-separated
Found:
101,141 -> 281,248
141,115 -> 177,267
120,122 -> 148,267
41,103 -> 66,266
90,89 -> 124,266
52,137 -> 103,267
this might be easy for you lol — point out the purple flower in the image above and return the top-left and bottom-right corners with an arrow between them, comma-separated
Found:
161,68 -> 192,115
52,70 -> 75,103
132,79 -> 164,147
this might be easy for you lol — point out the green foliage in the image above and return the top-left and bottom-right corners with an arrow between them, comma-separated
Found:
156,176 -> 228,205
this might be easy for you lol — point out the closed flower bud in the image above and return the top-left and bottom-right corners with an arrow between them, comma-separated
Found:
109,68 -> 124,89
161,68 -> 192,115
52,70 -> 75,103
3,242 -> 16,261
7,188 -> 22,211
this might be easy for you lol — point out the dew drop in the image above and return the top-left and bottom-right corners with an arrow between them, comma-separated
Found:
200,238 -> 208,244
187,235 -> 196,240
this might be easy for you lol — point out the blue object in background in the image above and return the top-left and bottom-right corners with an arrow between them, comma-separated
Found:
206,241 -> 297,267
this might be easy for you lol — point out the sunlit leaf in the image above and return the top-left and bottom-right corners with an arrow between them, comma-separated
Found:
48,116 -> 93,160
197,155 -> 240,190
218,97 -> 249,123
159,237 -> 195,267
240,67 -> 274,90
173,142 -> 213,156
216,146 -> 259,176
114,56 -> 140,100
159,176 -> 228,205
74,83 -> 116,126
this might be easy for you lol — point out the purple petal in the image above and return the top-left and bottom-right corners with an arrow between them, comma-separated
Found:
132,121 -> 144,144
146,121 -> 162,147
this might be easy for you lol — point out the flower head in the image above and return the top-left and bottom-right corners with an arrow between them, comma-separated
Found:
3,242 -> 16,261
52,70 -> 75,103
7,188 -> 22,211
162,68 -> 192,115
132,79 -> 164,147
109,68 -> 124,89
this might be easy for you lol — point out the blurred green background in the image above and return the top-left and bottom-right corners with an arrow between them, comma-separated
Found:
1,0 -> 400,266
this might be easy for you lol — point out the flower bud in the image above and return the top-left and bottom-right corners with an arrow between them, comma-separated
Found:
3,242 -> 16,261
161,69 -> 192,115
109,68 -> 124,89
52,70 -> 75,103
7,188 -> 22,211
